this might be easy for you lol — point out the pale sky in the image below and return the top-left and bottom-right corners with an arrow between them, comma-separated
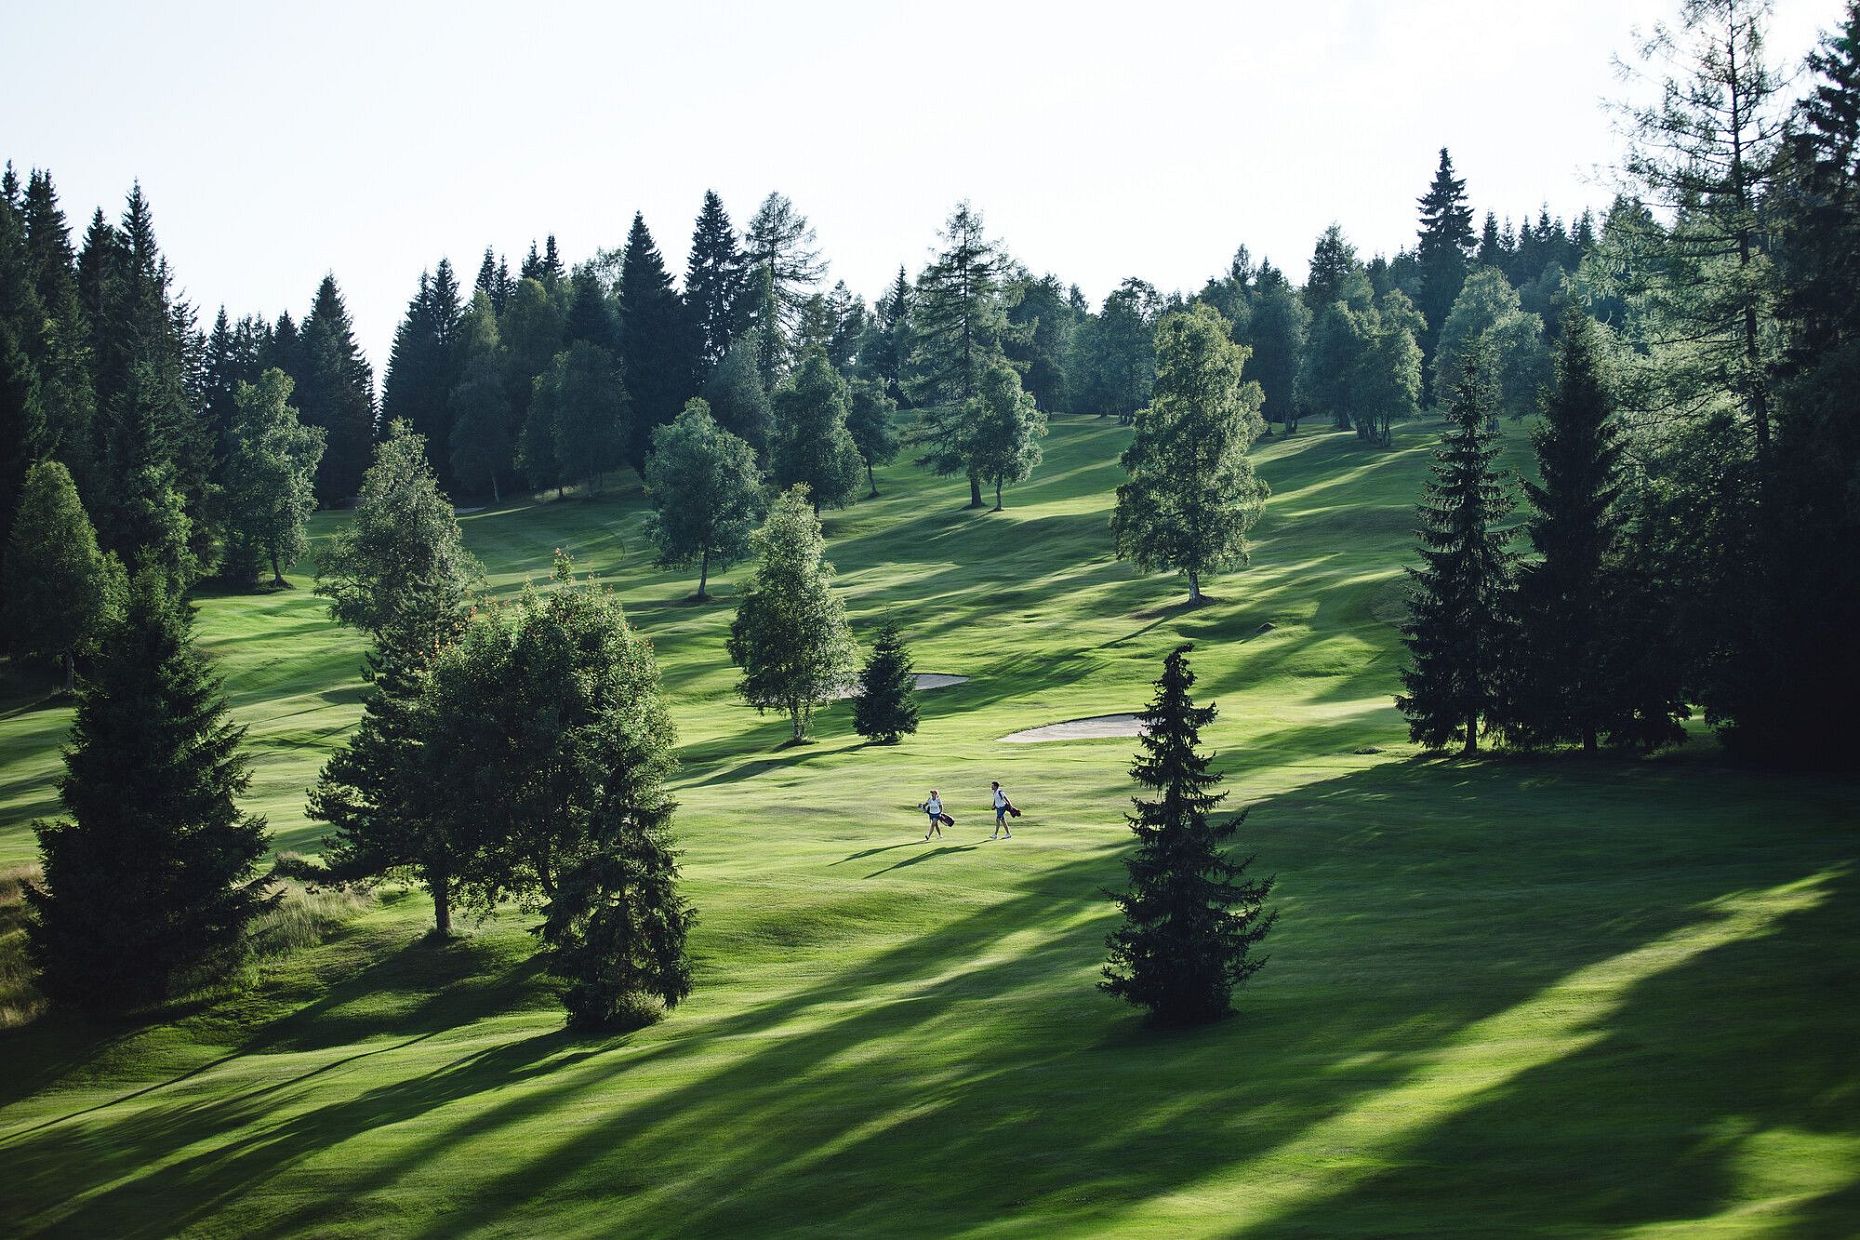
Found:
3,0 -> 1843,374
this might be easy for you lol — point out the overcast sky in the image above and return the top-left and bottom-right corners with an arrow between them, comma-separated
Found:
4,0 -> 1844,374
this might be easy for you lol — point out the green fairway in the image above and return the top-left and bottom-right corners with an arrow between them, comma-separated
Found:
1,416 -> 1855,1237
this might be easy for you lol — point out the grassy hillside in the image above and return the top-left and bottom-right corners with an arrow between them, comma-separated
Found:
1,416 -> 1855,1237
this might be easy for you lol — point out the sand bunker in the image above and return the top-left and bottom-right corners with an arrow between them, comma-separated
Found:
830,673 -> 970,701
1000,713 -> 1148,744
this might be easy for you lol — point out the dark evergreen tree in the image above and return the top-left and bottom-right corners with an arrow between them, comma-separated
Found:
701,339 -> 773,458
1004,271 -> 1074,411
1303,224 -> 1371,315
1237,268 -> 1308,428
1508,313 -> 1689,752
1101,645 -> 1275,1025
297,274 -> 377,503
1415,147 -> 1477,386
2,458 -> 114,691
19,169 -> 94,495
617,212 -> 699,470
381,261 -> 464,489
771,348 -> 863,512
852,618 -> 918,743
563,266 -> 618,350
863,265 -> 913,407
448,291 -> 512,501
684,190 -> 746,371
741,192 -> 826,384
28,572 -> 272,1009
846,377 -> 899,497
1397,343 -> 1515,753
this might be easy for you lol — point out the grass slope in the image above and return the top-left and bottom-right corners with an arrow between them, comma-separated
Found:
0,417 -> 1855,1237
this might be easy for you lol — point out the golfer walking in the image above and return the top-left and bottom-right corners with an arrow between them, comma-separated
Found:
921,790 -> 945,840
991,781 -> 1013,839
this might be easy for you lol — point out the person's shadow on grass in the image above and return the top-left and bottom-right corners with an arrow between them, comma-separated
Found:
864,844 -> 980,879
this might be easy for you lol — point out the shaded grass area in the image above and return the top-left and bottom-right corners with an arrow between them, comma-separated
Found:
0,418 -> 1855,1236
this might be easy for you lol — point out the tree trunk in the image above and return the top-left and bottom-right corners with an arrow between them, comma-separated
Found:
270,551 -> 286,589
696,547 -> 710,601
1463,712 -> 1479,756
791,706 -> 805,742
968,472 -> 983,508
993,478 -> 1003,511
431,875 -> 453,938
492,476 -> 501,503
1187,570 -> 1202,604
866,462 -> 878,498
1582,725 -> 1598,754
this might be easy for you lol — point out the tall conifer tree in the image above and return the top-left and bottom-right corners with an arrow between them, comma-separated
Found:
1397,343 -> 1515,753
1102,645 -> 1275,1025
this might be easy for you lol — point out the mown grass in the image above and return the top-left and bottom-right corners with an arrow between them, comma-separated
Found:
0,415 -> 1854,1237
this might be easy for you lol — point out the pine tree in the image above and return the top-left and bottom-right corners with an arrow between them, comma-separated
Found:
685,190 -> 746,371
1101,644 -> 1275,1025
617,212 -> 698,470
1397,342 -> 1515,753
726,486 -> 858,743
297,274 -> 378,503
1113,305 -> 1269,602
381,260 -> 463,489
852,618 -> 918,744
1507,310 -> 1686,751
2,459 -> 115,691
1415,148 -> 1477,384
642,398 -> 763,600
865,265 -> 913,407
19,169 -> 95,495
1303,224 -> 1372,315
771,348 -> 863,512
28,572 -> 273,1009
563,267 -> 618,350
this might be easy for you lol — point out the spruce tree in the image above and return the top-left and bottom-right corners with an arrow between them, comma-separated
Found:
685,190 -> 746,371
19,170 -> 94,495
771,348 -> 863,512
1101,644 -> 1275,1025
381,261 -> 463,489
1507,310 -> 1686,751
852,618 -> 918,744
28,572 -> 273,1009
1397,342 -> 1515,754
642,398 -> 764,599
297,274 -> 378,503
617,212 -> 698,469
2,459 -> 114,691
1415,147 -> 1477,383
1237,269 -> 1307,429
1113,305 -> 1269,602
726,486 -> 858,743
563,267 -> 618,350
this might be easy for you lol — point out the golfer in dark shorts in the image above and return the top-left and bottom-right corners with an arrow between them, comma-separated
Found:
991,781 -> 1012,839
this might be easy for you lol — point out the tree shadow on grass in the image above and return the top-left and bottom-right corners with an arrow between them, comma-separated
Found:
863,843 -> 981,878
7,755 -> 1856,1237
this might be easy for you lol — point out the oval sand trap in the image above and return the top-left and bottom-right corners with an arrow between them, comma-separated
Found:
831,673 -> 969,701
1000,713 -> 1148,743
